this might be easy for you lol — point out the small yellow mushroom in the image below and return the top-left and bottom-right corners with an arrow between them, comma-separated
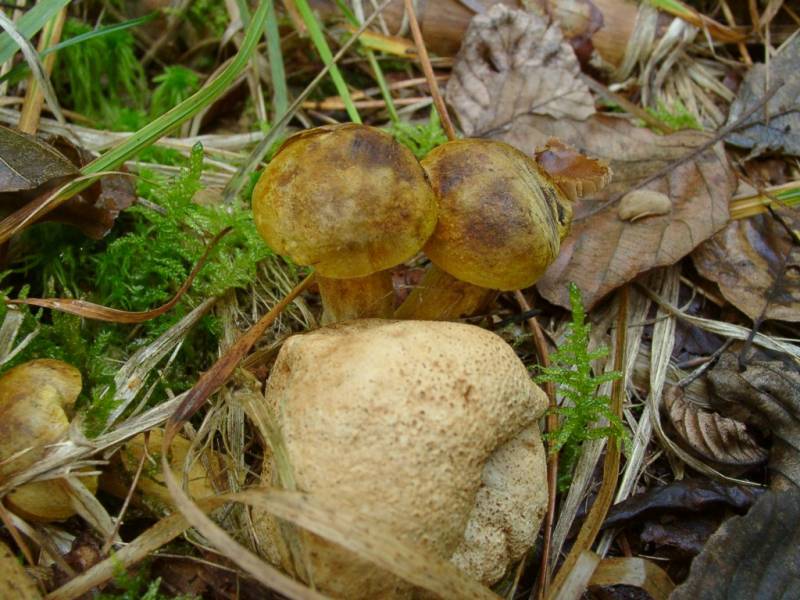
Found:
0,359 -> 97,522
395,138 -> 609,320
101,428 -> 224,514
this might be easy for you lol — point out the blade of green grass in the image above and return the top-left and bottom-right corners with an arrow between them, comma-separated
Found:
0,13 -> 157,85
265,0 -> 288,121
334,0 -> 398,122
291,0 -> 361,123
0,0 -> 272,243
222,0 -> 393,203
0,0 -> 70,64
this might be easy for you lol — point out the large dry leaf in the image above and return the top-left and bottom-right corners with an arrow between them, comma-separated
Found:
663,384 -> 767,470
446,13 -> 735,309
447,5 -> 594,137
498,116 -> 732,308
725,34 -> 800,156
692,205 -> 800,322
671,489 -> 800,599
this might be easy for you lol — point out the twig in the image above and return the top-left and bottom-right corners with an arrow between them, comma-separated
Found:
0,501 -> 35,566
512,291 -> 558,600
101,431 -> 150,556
402,0 -> 457,141
579,74 -> 674,134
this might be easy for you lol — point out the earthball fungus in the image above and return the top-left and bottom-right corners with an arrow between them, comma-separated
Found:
252,124 -> 438,323
253,319 -> 548,598
0,359 -> 97,521
396,138 -> 609,320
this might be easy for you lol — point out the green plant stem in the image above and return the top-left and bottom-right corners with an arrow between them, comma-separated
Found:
292,0 -> 361,123
265,0 -> 289,121
0,0 -> 71,63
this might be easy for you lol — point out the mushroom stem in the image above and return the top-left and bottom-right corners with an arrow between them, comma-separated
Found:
318,271 -> 394,324
394,264 -> 496,320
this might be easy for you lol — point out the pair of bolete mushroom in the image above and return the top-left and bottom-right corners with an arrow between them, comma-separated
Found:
249,125 -> 609,597
252,124 -> 598,323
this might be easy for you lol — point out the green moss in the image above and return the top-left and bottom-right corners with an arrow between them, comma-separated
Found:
645,100 -> 703,131
386,109 -> 448,159
534,283 -> 627,492
151,66 -> 201,118
1,145 -> 272,431
97,561 -> 197,600
55,19 -> 145,120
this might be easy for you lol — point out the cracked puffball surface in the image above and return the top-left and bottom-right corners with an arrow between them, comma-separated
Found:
253,320 -> 548,598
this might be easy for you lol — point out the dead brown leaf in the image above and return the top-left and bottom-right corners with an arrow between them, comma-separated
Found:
498,116 -> 732,309
668,351 -> 800,599
671,489 -> 800,600
446,10 -> 735,309
602,479 -> 762,530
663,384 -> 767,471
692,205 -> 800,322
0,126 -> 135,240
447,5 -> 594,138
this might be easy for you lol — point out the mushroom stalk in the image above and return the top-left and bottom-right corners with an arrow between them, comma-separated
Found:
317,271 -> 394,324
393,264 -> 495,320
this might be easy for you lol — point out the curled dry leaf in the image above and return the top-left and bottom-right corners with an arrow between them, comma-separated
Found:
618,189 -> 671,222
708,352 -> 800,490
602,478 -> 763,530
0,125 -> 134,239
446,8 -> 734,309
692,204 -> 800,322
663,384 -> 767,471
447,5 -> 594,138
725,34 -> 800,156
535,138 -> 611,202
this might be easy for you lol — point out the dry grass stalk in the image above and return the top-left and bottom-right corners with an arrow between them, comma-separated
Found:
17,7 -> 66,134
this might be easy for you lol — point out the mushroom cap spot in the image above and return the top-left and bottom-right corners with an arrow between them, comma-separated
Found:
422,139 -> 569,290
253,319 -> 548,597
252,124 -> 437,279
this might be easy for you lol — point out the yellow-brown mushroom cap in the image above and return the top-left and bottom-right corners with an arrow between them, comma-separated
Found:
0,359 -> 81,475
252,124 -> 437,279
421,139 -> 571,291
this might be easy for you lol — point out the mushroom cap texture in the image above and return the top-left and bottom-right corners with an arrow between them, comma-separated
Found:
422,139 -> 571,290
0,359 -> 94,521
252,124 -> 437,279
254,320 -> 548,598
